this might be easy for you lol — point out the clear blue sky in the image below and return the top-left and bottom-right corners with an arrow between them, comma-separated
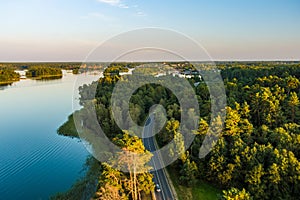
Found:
0,0 -> 299,61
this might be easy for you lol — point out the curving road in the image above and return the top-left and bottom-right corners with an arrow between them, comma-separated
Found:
143,115 -> 175,200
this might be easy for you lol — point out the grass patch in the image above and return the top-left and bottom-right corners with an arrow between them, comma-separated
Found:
168,167 -> 220,200
34,74 -> 63,80
0,81 -> 16,86
57,113 -> 79,138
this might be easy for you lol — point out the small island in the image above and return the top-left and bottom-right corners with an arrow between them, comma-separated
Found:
0,69 -> 20,85
26,66 -> 63,80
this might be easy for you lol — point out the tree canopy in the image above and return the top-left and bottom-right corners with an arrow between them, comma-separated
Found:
55,61 -> 300,200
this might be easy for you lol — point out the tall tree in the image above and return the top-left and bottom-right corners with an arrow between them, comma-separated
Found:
288,92 -> 299,122
113,132 -> 154,200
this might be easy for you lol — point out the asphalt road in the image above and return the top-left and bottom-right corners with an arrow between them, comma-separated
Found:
143,115 -> 174,200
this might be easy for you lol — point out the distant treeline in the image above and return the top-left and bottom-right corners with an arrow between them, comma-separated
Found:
0,69 -> 20,85
0,62 -> 82,70
0,62 -> 142,85
26,66 -> 63,79
0,62 -> 142,71
0,62 -> 102,75
103,65 -> 129,76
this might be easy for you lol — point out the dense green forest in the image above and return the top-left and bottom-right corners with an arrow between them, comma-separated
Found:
0,62 -> 83,69
0,62 -> 82,71
0,69 -> 20,85
26,66 -> 63,79
0,62 -> 140,82
55,61 -> 300,200
0,62 -> 106,77
103,65 -> 129,76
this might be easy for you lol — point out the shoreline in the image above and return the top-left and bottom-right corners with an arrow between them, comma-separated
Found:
0,80 -> 19,86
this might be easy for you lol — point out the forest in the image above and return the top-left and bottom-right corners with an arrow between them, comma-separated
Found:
0,62 -> 82,70
26,66 -> 63,79
0,68 -> 20,85
55,61 -> 300,200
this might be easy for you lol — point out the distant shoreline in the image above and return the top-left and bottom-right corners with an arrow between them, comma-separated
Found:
0,60 -> 300,63
28,74 -> 63,80
0,81 -> 15,86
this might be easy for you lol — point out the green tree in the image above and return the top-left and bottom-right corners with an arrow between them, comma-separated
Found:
179,156 -> 198,186
113,132 -> 154,200
221,188 -> 252,200
95,163 -> 127,200
288,92 -> 299,122
0,69 -> 20,85
245,164 -> 266,199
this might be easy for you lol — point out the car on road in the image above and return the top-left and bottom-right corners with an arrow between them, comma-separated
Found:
155,184 -> 161,192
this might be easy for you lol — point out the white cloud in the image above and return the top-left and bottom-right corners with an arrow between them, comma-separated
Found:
97,0 -> 121,6
119,3 -> 129,8
96,0 -> 146,17
80,12 -> 113,21
136,11 -> 146,17
98,0 -> 129,8
97,0 -> 130,8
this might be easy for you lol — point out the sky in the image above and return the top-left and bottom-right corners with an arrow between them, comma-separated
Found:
0,0 -> 299,61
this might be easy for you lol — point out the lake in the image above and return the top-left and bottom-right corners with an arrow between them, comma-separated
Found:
0,72 -> 100,200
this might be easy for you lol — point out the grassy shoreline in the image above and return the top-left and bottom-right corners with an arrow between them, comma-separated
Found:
167,167 -> 220,200
0,81 -> 15,86
0,75 -> 62,86
28,74 -> 63,80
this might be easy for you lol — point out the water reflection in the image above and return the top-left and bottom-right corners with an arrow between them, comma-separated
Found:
0,72 -> 101,200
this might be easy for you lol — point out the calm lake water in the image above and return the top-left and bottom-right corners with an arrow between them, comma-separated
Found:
0,72 -> 100,200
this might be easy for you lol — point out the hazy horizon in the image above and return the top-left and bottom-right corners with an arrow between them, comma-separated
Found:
0,0 -> 299,61
1,59 -> 300,63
